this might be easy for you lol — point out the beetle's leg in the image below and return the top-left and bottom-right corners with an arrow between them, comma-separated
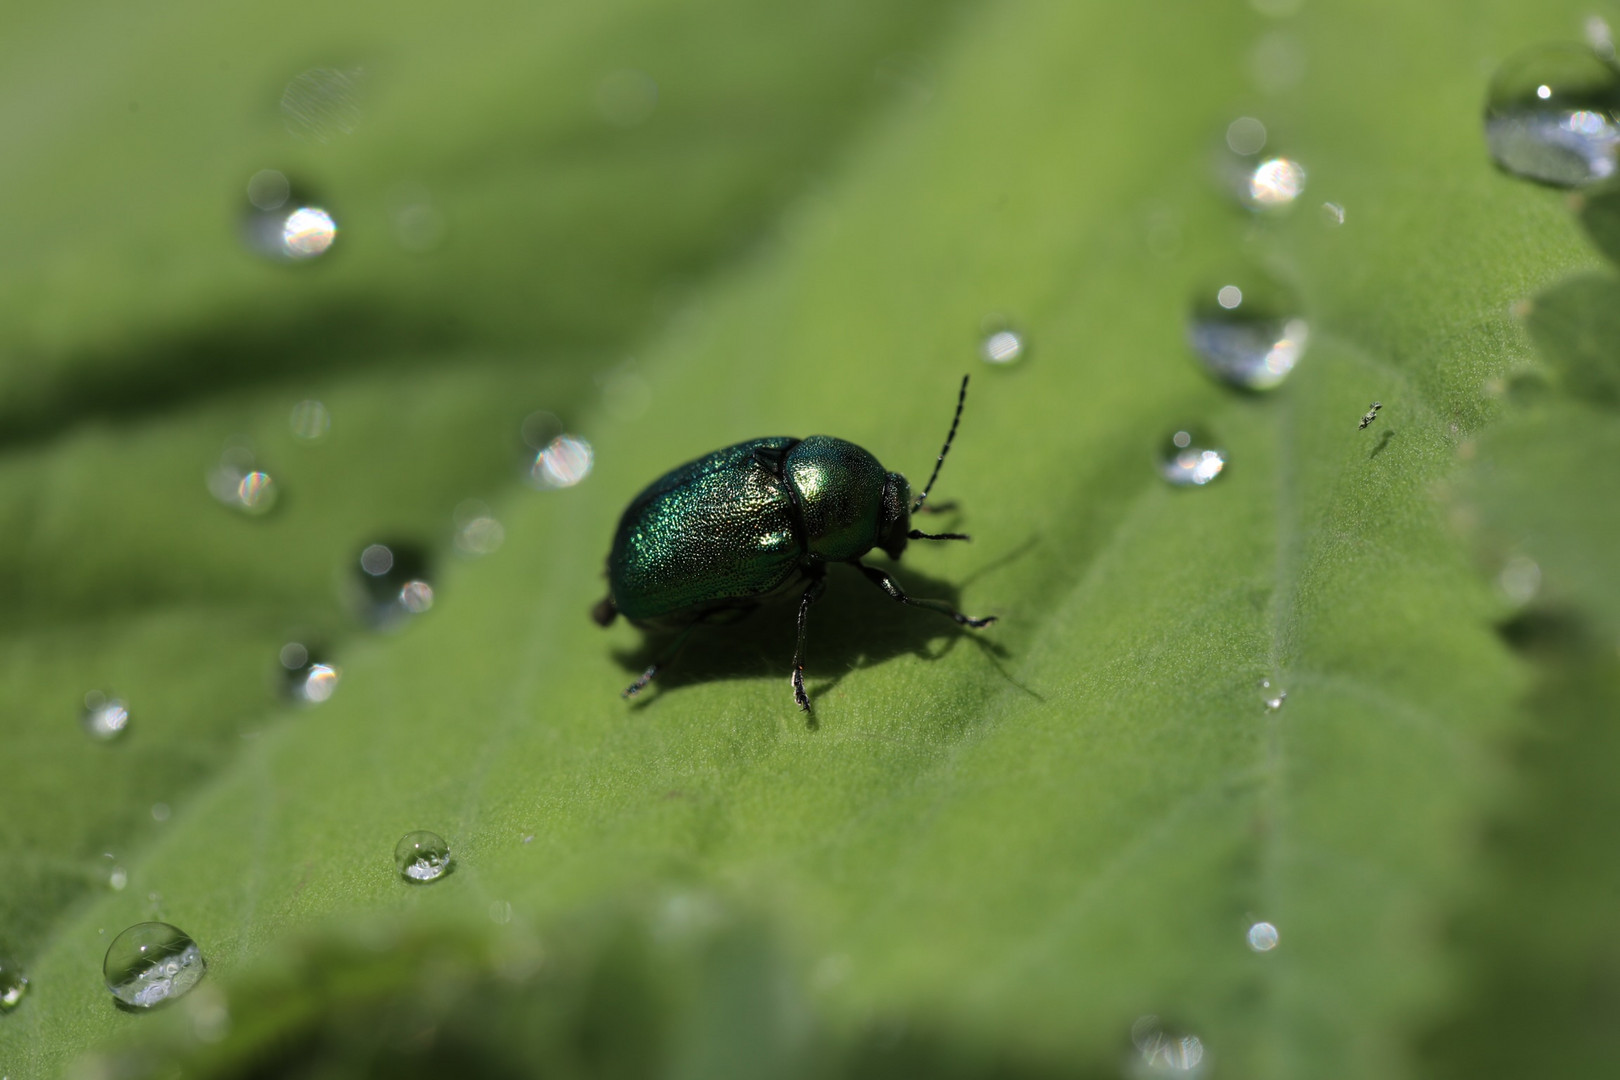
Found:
914,499 -> 958,514
790,574 -> 828,711
855,562 -> 996,628
622,625 -> 693,699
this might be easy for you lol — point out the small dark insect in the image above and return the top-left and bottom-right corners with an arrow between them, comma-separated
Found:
592,376 -> 995,711
1358,401 -> 1383,430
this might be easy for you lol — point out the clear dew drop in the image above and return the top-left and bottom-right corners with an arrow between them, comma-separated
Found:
1186,275 -> 1309,390
0,958 -> 28,1011
279,641 -> 340,705
1247,921 -> 1280,952
207,444 -> 278,515
1246,157 -> 1307,209
103,922 -> 206,1009
1130,1015 -> 1207,1075
395,830 -> 452,883
82,691 -> 130,741
529,434 -> 595,489
289,399 -> 331,442
354,542 -> 435,627
979,324 -> 1027,366
1159,428 -> 1227,487
1484,43 -> 1620,187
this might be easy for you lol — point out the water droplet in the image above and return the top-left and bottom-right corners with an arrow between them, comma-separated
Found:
1587,15 -> 1615,60
108,866 -> 129,891
1130,1015 -> 1207,1074
595,69 -> 658,127
207,444 -> 279,515
1225,116 -> 1268,156
488,900 -> 513,924
520,410 -> 563,451
243,189 -> 338,262
246,169 -> 291,211
289,399 -> 331,442
1320,201 -> 1346,225
1159,429 -> 1227,487
279,642 -> 340,704
82,691 -> 130,741
979,323 -> 1027,366
453,500 -> 505,557
395,830 -> 452,883
1186,276 -> 1309,390
1247,921 -> 1280,952
1246,157 -> 1307,209
1485,44 -> 1620,187
1498,555 -> 1542,605
1259,677 -> 1288,711
0,959 -> 28,1011
529,434 -> 594,489
281,67 -> 364,142
354,542 -> 434,627
103,922 -> 205,1009
151,803 -> 170,823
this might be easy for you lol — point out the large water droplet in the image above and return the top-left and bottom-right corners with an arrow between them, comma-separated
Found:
353,542 -> 435,627
0,958 -> 28,1011
103,922 -> 205,1008
82,691 -> 130,741
1186,276 -> 1308,390
1247,920 -> 1280,952
1485,44 -> 1620,187
395,830 -> 452,883
1159,428 -> 1227,487
1130,1015 -> 1207,1074
206,444 -> 278,515
529,434 -> 595,489
279,641 -> 340,705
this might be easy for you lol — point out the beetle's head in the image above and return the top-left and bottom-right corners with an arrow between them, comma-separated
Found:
877,471 -> 911,560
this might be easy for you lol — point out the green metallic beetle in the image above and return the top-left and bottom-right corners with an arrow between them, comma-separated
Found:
592,376 -> 994,711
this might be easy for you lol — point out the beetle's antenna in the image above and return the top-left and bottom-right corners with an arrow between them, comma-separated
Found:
911,374 -> 969,514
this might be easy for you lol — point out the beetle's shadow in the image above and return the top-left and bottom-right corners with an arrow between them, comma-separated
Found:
610,562 -> 1007,712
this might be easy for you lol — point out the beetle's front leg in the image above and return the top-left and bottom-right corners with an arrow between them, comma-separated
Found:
855,562 -> 996,628
790,574 -> 827,711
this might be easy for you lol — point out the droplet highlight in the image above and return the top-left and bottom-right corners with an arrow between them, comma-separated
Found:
1159,429 -> 1227,487
979,324 -> 1027,366
395,830 -> 452,883
0,958 -> 28,1011
529,434 -> 594,489
1130,1015 -> 1207,1074
242,175 -> 338,262
1247,921 -> 1280,952
206,444 -> 278,515
1485,44 -> 1620,187
1246,157 -> 1307,209
1186,276 -> 1308,390
1260,677 -> 1288,711
103,922 -> 205,1009
82,691 -> 130,741
279,642 -> 340,705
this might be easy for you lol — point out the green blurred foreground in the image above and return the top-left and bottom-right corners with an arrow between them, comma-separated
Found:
2,0 -> 1618,1075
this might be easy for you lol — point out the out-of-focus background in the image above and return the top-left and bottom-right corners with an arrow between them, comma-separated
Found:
4,0 -> 1620,1075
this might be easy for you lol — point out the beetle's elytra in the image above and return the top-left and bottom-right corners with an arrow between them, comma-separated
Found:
592,375 -> 995,711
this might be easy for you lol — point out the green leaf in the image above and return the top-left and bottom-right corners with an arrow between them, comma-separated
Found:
1,0 -> 1612,1076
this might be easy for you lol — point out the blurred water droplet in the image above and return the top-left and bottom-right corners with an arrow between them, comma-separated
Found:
1130,1015 -> 1207,1074
395,830 -> 452,883
246,169 -> 290,211
82,691 -> 130,741
979,323 -> 1027,366
243,196 -> 338,262
388,182 -> 447,253
207,444 -> 279,515
1159,429 -> 1227,487
186,984 -> 230,1043
1247,921 -> 1280,951
595,69 -> 658,127
281,67 -> 364,142
1187,276 -> 1308,390
354,542 -> 434,627
489,900 -> 513,924
103,922 -> 205,1008
0,959 -> 28,1011
151,803 -> 170,823
1320,200 -> 1346,225
279,642 -> 340,704
289,399 -> 331,441
1246,157 -> 1307,208
453,500 -> 505,557
520,410 -> 563,451
1225,116 -> 1268,156
1588,15 -> 1616,60
529,434 -> 594,489
108,866 -> 129,892
1498,555 -> 1542,604
1485,44 -> 1620,187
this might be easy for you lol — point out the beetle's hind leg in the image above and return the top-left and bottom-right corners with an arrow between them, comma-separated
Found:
790,574 -> 828,711
622,625 -> 694,700
855,562 -> 996,628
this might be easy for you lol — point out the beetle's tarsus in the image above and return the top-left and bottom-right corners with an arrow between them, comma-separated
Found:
622,664 -> 658,698
908,529 -> 971,542
792,666 -> 810,711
